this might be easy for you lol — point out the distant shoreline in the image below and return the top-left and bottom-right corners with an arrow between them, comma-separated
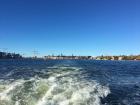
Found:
0,51 -> 140,61
0,58 -> 140,61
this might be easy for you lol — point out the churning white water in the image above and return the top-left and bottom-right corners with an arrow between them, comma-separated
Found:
0,66 -> 110,105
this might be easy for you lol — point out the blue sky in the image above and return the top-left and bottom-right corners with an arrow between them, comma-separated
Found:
0,0 -> 140,56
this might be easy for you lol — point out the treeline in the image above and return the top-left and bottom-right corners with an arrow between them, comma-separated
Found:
0,52 -> 22,59
96,55 -> 140,60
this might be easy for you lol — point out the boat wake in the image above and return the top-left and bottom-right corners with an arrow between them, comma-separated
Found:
0,65 -> 110,105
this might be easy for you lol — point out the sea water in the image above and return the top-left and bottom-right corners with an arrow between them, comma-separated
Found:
0,59 -> 140,105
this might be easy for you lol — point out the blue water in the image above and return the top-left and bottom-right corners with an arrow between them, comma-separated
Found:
0,59 -> 140,105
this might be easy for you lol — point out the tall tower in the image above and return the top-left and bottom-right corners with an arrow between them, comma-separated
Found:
33,50 -> 39,58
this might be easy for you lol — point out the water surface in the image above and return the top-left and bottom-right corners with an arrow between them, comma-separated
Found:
0,59 -> 140,105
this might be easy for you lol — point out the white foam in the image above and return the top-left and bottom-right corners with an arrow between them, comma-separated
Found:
35,66 -> 110,105
0,80 -> 24,101
0,66 -> 110,105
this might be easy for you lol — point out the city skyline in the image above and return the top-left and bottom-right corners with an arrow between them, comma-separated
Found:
0,0 -> 140,57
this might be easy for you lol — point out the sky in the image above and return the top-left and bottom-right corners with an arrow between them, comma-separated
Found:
0,0 -> 140,57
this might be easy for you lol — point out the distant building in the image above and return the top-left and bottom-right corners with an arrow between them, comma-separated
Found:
135,56 -> 140,60
118,56 -> 123,60
44,55 -> 95,60
0,52 -> 22,59
96,57 -> 101,60
111,56 -> 115,60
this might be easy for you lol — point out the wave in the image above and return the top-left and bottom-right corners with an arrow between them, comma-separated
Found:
0,65 -> 110,105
